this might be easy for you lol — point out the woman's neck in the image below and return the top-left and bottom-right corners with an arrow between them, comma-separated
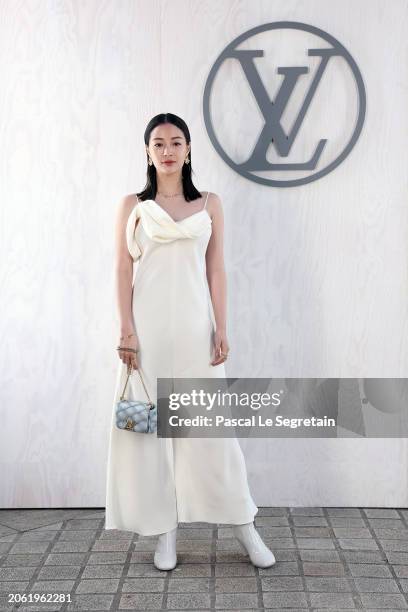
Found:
156,176 -> 183,196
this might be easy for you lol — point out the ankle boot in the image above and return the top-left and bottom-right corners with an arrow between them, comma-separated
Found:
232,521 -> 276,568
153,526 -> 178,570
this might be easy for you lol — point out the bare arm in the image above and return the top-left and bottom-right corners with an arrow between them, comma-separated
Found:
205,193 -> 230,365
114,194 -> 139,368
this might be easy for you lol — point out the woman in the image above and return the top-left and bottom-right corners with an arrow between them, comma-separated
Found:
105,112 -> 275,571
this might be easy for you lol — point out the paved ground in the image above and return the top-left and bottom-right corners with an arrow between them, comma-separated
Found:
0,506 -> 408,610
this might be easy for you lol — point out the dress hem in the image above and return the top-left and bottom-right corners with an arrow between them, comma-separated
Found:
104,509 -> 258,537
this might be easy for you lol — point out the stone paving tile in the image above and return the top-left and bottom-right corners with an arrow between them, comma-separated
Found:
394,565 -> 408,578
49,542 -> 91,554
36,565 -> 81,580
258,561 -> 298,575
214,592 -> 259,608
16,532 -> 56,543
326,508 -> 363,517
220,526 -> 291,539
43,553 -> 88,566
166,592 -> 211,608
267,549 -> 298,561
367,518 -> 407,529
293,527 -> 331,538
381,539 -> 408,552
309,591 -> 357,608
302,561 -> 346,576
0,526 -> 18,540
295,537 -> 335,549
299,549 -> 341,562
332,527 -> 373,538
261,576 -> 304,591
86,552 -> 128,565
214,563 -> 255,576
375,529 -> 408,539
1,507 -> 408,610
172,552 -> 213,563
90,540 -> 132,552
348,562 -> 393,577
214,577 -> 257,592
387,552 -> 408,564
66,593 -> 114,609
29,580 -> 75,592
121,576 -> 165,593
289,507 -> 325,516
304,576 -> 354,591
364,509 -> 401,519
292,516 -> 329,527
118,591 -> 164,608
74,578 -> 121,594
329,517 -> 367,527
0,580 -> 28,593
342,550 -> 385,563
0,567 -> 37,581
256,507 -> 287,516
360,592 -> 408,608
337,538 -> 380,550
168,563 -> 213,578
65,520 -> 103,531
353,576 -> 401,593
254,515 -> 289,527
7,543 -> 50,555
167,577 -> 210,592
81,564 -> 123,579
0,510 -> 96,532
263,590 -> 309,607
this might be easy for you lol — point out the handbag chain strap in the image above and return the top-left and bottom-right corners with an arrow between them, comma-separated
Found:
120,364 -> 154,406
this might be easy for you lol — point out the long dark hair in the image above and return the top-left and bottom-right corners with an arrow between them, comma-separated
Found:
136,113 -> 202,203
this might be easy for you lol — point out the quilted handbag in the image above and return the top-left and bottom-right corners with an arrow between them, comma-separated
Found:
115,364 -> 157,433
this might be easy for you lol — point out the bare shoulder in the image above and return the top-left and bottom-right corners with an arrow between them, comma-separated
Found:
117,193 -> 139,217
115,194 -> 140,235
122,193 -> 139,211
205,191 -> 223,219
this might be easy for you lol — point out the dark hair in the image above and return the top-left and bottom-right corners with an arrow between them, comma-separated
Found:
137,113 -> 202,203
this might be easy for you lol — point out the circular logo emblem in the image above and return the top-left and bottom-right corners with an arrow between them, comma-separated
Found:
203,21 -> 366,187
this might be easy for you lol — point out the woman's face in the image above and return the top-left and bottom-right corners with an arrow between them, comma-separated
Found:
146,123 -> 190,175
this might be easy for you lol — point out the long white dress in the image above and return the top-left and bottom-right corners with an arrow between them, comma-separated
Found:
105,193 -> 258,536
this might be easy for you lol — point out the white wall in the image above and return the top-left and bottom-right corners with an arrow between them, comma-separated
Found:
0,0 -> 407,508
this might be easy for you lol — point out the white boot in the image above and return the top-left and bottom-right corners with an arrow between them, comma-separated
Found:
153,526 -> 178,570
233,521 -> 276,568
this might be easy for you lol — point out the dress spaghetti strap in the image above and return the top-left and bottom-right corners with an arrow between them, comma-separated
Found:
203,191 -> 210,210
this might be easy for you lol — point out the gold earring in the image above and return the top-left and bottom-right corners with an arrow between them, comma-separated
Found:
148,157 -> 153,166
184,155 -> 190,165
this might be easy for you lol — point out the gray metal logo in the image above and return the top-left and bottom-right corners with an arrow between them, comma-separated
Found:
203,22 -> 366,187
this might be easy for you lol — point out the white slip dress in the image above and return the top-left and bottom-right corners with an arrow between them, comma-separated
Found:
105,192 -> 258,536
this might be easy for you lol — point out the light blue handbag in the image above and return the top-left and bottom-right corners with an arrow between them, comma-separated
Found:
115,364 -> 157,433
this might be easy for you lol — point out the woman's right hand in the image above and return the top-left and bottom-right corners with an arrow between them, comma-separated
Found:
117,331 -> 140,370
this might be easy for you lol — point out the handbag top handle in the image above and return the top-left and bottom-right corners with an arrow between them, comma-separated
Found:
119,364 -> 154,406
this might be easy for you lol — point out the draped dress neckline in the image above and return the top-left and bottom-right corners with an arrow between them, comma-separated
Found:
146,199 -> 212,224
126,198 -> 212,261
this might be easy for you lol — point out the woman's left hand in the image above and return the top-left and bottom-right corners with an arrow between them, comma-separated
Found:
211,329 -> 230,365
